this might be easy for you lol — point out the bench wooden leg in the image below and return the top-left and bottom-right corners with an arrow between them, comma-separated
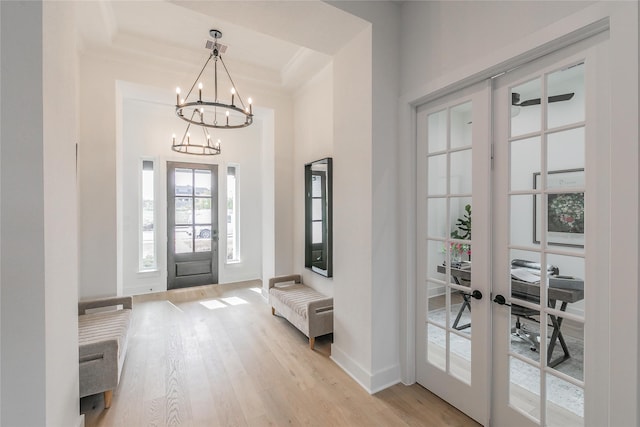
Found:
104,390 -> 113,409
309,336 -> 315,350
271,307 -> 275,315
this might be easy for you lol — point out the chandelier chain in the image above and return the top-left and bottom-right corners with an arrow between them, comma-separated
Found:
184,53 -> 214,101
219,56 -> 247,111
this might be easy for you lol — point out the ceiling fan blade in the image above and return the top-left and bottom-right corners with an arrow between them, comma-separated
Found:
549,92 -> 575,103
518,92 -> 575,107
519,98 -> 541,107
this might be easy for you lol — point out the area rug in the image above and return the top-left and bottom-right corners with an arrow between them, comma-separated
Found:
427,304 -> 584,417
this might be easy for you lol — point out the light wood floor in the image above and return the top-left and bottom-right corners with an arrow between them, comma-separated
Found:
81,280 -> 480,427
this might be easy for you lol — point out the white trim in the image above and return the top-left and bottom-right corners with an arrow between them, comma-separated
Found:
398,99 -> 417,384
602,5 -> 638,426
330,344 -> 374,393
225,162 -> 241,264
138,157 -> 158,273
331,344 -> 401,394
400,3 -> 613,108
370,364 -> 402,394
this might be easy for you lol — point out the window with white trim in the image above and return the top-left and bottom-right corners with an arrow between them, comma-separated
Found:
226,165 -> 240,262
139,160 -> 157,271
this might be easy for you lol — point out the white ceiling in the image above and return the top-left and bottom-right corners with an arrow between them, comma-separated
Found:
75,0 -> 369,92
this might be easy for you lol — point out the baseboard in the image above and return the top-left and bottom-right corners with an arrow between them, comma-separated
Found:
330,344 -> 401,394
77,414 -> 85,427
124,283 -> 166,296
370,363 -> 401,394
331,344 -> 373,392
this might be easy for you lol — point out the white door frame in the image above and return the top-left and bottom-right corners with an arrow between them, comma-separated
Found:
400,3 -> 638,425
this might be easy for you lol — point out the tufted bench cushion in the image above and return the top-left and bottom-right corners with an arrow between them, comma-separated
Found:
268,274 -> 333,350
79,309 -> 131,363
269,283 -> 324,319
78,296 -> 132,409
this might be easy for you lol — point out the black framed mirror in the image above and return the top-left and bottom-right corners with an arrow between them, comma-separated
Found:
305,157 -> 333,277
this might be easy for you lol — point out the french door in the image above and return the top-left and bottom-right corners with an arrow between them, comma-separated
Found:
416,32 -> 609,426
416,81 -> 492,425
167,161 -> 219,289
491,32 -> 609,427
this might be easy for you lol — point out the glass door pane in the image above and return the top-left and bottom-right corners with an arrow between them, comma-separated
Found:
501,59 -> 586,427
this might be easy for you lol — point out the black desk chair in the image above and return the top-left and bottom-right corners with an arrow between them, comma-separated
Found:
510,259 -> 559,351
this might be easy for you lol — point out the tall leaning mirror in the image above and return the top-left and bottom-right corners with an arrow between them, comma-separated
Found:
305,158 -> 333,277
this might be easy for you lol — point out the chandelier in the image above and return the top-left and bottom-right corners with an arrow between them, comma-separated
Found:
171,29 -> 254,155
171,116 -> 221,156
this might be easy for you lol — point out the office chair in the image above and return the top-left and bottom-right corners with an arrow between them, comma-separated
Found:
510,259 -> 559,352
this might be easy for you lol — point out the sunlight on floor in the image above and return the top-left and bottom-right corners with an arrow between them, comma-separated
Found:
221,296 -> 248,306
200,299 -> 227,310
199,296 -> 249,310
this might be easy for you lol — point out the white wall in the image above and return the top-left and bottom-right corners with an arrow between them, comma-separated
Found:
399,1 -> 595,96
328,0 -> 402,393
43,3 -> 81,425
330,25 -> 374,388
293,63 -> 334,297
78,48 -> 293,299
120,94 -> 264,295
1,2 -> 81,426
0,3 -> 46,424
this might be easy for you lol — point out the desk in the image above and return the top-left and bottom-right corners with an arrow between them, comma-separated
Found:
435,264 -> 584,368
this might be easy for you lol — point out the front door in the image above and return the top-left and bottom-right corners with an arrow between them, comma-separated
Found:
167,161 -> 218,289
415,80 -> 492,425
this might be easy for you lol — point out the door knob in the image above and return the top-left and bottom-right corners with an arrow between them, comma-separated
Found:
471,290 -> 483,300
493,294 -> 511,306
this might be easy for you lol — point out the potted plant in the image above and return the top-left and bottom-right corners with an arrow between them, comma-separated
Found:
451,204 -> 471,264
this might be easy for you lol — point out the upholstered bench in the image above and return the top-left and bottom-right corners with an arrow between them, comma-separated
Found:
268,274 -> 333,349
78,296 -> 132,409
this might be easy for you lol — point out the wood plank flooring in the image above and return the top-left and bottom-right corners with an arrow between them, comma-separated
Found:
81,281 -> 480,427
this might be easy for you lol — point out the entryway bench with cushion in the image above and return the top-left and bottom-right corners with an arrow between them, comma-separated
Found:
268,274 -> 333,350
78,296 -> 133,409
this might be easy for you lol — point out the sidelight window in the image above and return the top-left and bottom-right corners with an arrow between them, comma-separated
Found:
139,159 -> 157,271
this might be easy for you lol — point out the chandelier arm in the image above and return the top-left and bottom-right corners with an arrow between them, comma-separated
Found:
184,53 -> 214,101
181,122 -> 192,144
181,110 -> 199,143
219,56 -> 246,110
201,123 -> 210,143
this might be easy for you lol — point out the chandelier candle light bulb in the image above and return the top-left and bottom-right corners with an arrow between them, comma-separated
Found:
176,87 -> 181,105
231,88 -> 235,106
198,82 -> 203,102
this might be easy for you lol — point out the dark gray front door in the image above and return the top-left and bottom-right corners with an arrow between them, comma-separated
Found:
167,162 -> 218,289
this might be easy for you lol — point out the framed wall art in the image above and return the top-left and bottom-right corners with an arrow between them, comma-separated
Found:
533,168 -> 584,248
